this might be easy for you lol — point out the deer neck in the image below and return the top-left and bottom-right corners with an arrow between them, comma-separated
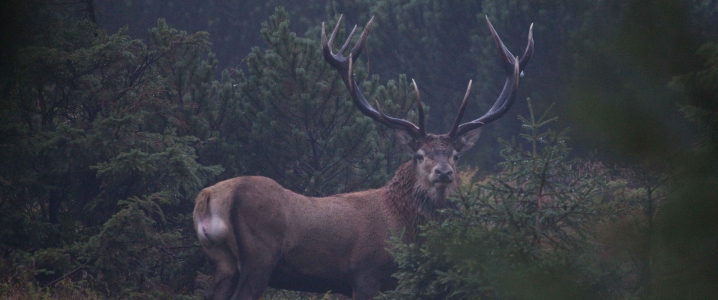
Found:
384,161 -> 457,238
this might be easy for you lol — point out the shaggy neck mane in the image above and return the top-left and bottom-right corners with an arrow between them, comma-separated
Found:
383,160 -> 457,239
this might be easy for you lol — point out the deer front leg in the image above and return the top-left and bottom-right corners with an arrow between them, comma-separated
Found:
351,272 -> 382,300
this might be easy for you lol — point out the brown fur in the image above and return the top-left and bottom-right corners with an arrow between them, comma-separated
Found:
193,134 -> 476,300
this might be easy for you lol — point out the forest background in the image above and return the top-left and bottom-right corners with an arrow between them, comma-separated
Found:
0,0 -> 717,299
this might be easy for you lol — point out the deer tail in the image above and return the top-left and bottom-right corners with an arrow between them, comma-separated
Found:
194,189 -> 216,243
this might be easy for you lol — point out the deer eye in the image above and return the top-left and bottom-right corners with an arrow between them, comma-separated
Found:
415,154 -> 424,162
454,154 -> 460,161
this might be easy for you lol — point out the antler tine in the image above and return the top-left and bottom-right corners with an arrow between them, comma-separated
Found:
350,16 -> 374,63
412,79 -> 426,136
485,17 -> 535,73
339,25 -> 358,55
327,15 -> 343,52
485,16 -> 515,72
451,18 -> 533,138
323,16 -> 423,138
448,80 -> 473,137
519,23 -> 534,71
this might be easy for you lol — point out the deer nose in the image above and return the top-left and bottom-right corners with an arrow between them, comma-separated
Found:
434,168 -> 453,182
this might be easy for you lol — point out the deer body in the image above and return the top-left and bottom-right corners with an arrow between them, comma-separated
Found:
195,159 -> 456,298
195,16 -> 534,300
195,154 -> 458,299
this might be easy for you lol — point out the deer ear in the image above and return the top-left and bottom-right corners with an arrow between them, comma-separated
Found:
454,128 -> 482,152
395,130 -> 420,153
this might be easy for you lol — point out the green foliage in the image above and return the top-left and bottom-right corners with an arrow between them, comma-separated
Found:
383,101 -> 616,299
0,276 -> 104,300
566,2 -> 718,297
227,8 -> 416,196
1,4 -> 220,298
671,42 -> 718,144
244,8 -> 380,195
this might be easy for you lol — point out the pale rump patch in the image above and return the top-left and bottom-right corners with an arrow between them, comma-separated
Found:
197,198 -> 230,244
207,214 -> 229,241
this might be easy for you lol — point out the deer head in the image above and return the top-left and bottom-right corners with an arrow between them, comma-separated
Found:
322,15 -> 534,199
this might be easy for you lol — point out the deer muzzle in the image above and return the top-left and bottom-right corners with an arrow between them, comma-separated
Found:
434,167 -> 454,183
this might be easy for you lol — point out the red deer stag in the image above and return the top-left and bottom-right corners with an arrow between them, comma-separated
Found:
194,15 -> 534,300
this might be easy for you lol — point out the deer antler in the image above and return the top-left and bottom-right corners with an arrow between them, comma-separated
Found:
448,17 -> 534,138
322,16 -> 426,138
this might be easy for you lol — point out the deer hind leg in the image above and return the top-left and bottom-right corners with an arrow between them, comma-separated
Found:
230,235 -> 279,300
202,242 -> 239,300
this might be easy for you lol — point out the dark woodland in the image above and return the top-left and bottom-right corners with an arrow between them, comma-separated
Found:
0,0 -> 717,299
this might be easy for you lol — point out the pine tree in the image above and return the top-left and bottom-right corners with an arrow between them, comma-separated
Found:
226,8 -> 418,196
0,6 -> 222,297
383,100 -> 613,299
